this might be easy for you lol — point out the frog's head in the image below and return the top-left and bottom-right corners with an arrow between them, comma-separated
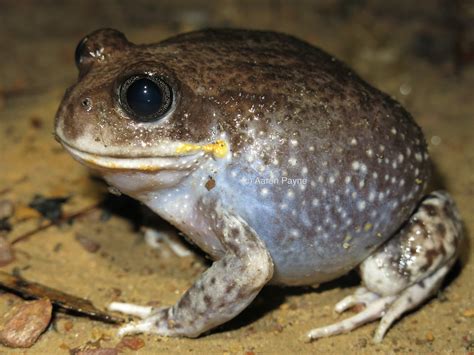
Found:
55,29 -> 229,194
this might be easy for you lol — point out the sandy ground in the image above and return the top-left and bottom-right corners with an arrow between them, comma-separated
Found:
0,0 -> 473,353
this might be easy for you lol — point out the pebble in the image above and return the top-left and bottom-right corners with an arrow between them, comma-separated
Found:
0,200 -> 14,220
462,308 -> 474,318
425,331 -> 435,342
0,298 -> 52,348
75,234 -> 101,253
116,336 -> 145,351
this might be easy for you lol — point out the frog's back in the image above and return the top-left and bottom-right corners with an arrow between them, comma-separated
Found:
160,29 -> 431,285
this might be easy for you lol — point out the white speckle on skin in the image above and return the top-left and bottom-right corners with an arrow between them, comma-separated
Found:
309,145 -> 315,151
369,191 -> 376,202
372,172 -> 378,179
398,154 -> 404,163
318,175 -> 324,183
260,188 -> 269,197
359,180 -> 365,188
329,176 -> 336,184
352,161 -> 360,170
391,127 -> 397,135
366,149 -> 374,158
290,139 -> 298,147
287,190 -> 295,199
350,138 -> 357,145
345,176 -> 351,184
415,152 -> 423,162
312,198 -> 320,207
289,158 -> 297,166
357,200 -> 366,211
290,229 -> 300,237
302,166 -> 308,175
352,191 -> 357,199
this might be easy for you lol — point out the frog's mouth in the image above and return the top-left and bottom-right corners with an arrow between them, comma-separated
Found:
58,139 -> 228,172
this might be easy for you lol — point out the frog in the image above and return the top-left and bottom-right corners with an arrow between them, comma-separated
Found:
54,28 -> 463,342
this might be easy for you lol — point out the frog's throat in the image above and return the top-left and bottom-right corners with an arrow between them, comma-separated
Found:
60,140 -> 228,172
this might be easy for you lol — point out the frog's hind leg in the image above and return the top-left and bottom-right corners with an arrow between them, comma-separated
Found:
307,191 -> 463,343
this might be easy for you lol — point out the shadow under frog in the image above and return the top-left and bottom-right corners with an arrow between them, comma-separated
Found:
54,28 -> 464,342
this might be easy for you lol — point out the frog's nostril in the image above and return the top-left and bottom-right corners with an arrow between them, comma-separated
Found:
81,97 -> 93,112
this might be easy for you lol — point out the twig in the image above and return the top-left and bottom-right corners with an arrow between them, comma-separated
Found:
11,203 -> 100,245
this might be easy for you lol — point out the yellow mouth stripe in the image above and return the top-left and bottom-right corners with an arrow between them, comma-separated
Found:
176,140 -> 228,158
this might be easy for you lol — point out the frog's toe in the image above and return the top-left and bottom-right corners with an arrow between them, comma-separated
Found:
116,308 -> 176,337
333,287 -> 379,313
144,227 -> 192,257
307,294 -> 396,341
108,302 -> 154,319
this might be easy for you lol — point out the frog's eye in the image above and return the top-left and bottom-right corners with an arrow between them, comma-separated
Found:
74,36 -> 89,69
119,75 -> 173,122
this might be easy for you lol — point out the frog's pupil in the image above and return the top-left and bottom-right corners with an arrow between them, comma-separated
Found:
126,78 -> 163,118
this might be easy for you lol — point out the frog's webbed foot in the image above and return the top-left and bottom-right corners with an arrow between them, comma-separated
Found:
109,201 -> 274,338
308,191 -> 463,343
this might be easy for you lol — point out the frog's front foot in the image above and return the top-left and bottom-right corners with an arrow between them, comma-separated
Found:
108,303 -> 175,336
109,201 -> 274,338
308,191 -> 463,343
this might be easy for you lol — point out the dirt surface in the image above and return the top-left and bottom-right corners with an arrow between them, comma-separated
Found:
1,0 -> 473,353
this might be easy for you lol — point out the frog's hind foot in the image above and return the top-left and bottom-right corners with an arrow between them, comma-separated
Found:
307,191 -> 463,343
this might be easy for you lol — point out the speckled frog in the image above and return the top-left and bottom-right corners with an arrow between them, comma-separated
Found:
55,29 -> 463,342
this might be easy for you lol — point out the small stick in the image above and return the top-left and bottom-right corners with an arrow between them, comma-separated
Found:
11,203 -> 100,245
